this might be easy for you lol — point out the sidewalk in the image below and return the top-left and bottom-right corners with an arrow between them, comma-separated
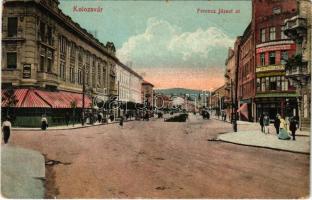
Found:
1,145 -> 45,198
212,117 -> 310,136
12,119 -> 134,131
217,131 -> 310,154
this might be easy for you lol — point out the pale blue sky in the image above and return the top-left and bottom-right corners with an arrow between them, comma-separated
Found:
59,0 -> 251,89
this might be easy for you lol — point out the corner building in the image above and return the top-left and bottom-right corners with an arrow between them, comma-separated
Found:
2,0 -> 118,126
253,0 -> 299,120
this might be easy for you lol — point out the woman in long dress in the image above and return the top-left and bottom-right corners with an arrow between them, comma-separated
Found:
278,115 -> 291,140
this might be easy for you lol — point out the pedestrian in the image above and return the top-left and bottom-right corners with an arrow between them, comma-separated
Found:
2,116 -> 12,144
274,114 -> 280,135
259,113 -> 264,133
41,114 -> 48,130
278,115 -> 291,140
289,116 -> 298,140
119,116 -> 124,127
263,113 -> 270,134
65,112 -> 70,126
224,112 -> 227,122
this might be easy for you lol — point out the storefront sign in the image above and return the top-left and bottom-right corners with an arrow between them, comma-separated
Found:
256,44 -> 295,53
256,71 -> 285,78
23,64 -> 31,79
256,65 -> 285,73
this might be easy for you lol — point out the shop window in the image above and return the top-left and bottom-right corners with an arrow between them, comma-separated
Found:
269,27 -> 276,41
261,78 -> 265,91
260,53 -> 265,66
7,52 -> 17,69
265,77 -> 270,91
269,76 -> 277,90
276,76 -> 281,90
269,52 -> 276,65
260,28 -> 266,42
257,78 -> 261,92
8,17 -> 18,37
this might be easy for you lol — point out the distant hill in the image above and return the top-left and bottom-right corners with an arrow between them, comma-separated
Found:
155,88 -> 209,99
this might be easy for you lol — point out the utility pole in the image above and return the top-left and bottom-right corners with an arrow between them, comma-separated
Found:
82,64 -> 85,126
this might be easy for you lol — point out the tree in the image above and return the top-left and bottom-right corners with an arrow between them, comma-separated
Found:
2,88 -> 18,118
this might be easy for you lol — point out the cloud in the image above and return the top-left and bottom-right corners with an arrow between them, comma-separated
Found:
117,17 -> 234,69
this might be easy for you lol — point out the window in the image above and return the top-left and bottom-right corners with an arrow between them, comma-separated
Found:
47,26 -> 52,45
7,52 -> 17,69
281,26 -> 288,39
281,76 -> 288,91
98,64 -> 101,85
60,61 -> 66,80
269,27 -> 276,40
281,51 -> 288,65
273,7 -> 281,14
260,53 -> 265,66
70,66 -> 75,83
261,77 -> 265,91
265,77 -> 270,91
257,78 -> 261,92
269,52 -> 276,64
269,76 -> 277,90
40,55 -> 45,72
260,28 -> 266,42
47,50 -> 53,73
276,76 -> 281,90
8,17 -> 18,37
39,22 -> 46,42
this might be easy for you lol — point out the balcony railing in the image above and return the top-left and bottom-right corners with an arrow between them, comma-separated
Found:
284,15 -> 307,38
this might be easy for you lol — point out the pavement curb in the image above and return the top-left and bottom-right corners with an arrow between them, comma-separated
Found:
12,119 -> 136,131
216,138 -> 310,155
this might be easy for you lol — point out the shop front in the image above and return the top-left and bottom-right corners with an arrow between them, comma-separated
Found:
255,94 -> 298,121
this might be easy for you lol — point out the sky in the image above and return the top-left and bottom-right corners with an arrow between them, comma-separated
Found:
59,0 -> 251,90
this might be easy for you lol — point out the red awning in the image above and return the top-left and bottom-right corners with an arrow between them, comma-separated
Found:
2,89 -> 92,108
237,103 -> 248,119
21,89 -> 51,108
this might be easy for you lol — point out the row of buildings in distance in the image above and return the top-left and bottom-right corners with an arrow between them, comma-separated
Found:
1,0 -> 154,127
210,0 -> 311,131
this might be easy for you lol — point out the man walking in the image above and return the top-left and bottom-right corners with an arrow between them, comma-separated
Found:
259,114 -> 264,133
263,113 -> 270,134
274,114 -> 280,135
2,117 -> 12,144
289,116 -> 298,140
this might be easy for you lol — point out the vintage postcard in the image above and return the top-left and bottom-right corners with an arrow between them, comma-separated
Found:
1,0 -> 311,198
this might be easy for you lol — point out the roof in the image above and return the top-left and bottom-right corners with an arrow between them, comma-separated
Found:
116,61 -> 143,80
142,80 -> 154,87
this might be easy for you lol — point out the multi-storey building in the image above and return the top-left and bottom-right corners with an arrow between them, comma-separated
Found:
116,62 -> 143,104
2,0 -> 117,126
237,22 -> 256,121
253,0 -> 298,120
210,84 -> 226,118
224,48 -> 235,121
284,0 -> 311,131
142,80 -> 154,108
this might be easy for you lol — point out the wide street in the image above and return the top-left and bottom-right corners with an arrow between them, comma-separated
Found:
8,115 -> 309,198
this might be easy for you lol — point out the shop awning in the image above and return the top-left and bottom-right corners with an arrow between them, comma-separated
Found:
2,89 -> 92,108
237,103 -> 248,119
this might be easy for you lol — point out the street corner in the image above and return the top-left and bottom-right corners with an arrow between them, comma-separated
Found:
217,131 -> 310,154
1,145 -> 45,199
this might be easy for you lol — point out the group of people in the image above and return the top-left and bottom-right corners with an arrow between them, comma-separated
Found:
259,113 -> 299,140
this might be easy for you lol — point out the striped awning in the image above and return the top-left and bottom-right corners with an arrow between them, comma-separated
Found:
2,89 -> 92,108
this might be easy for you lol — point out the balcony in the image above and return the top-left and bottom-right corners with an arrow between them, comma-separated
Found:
36,72 -> 59,86
284,15 -> 307,39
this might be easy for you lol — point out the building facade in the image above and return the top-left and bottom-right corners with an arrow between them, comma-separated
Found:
116,62 -> 143,104
253,0 -> 299,120
237,23 -> 256,121
210,84 -> 226,118
2,0 -> 117,126
224,48 -> 235,121
142,80 -> 154,108
284,0 -> 311,130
